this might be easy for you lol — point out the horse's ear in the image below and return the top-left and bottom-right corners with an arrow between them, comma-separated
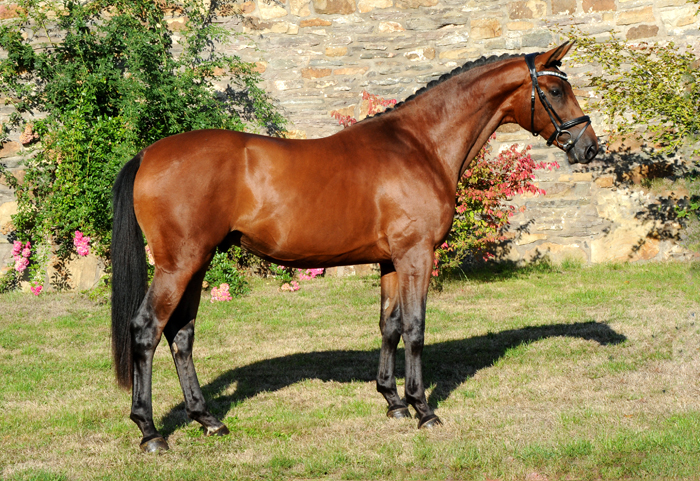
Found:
540,41 -> 575,68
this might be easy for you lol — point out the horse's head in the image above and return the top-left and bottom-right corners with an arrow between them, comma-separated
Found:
514,41 -> 599,164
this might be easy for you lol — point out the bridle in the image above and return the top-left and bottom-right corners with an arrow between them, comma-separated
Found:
524,52 -> 591,152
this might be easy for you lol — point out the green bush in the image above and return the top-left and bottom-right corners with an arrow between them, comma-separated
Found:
0,0 -> 285,260
567,27 -> 699,159
204,248 -> 249,297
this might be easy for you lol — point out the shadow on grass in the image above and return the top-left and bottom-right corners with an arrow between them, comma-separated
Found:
158,321 -> 625,437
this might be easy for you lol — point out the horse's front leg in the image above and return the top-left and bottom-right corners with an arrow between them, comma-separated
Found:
377,262 -> 411,419
394,246 -> 442,429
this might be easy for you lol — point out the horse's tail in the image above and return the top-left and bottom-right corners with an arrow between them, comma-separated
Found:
111,151 -> 148,390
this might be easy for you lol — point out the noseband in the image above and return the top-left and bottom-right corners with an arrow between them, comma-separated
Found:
524,53 -> 591,152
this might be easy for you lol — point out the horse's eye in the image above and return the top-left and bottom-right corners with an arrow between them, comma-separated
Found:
550,88 -> 562,98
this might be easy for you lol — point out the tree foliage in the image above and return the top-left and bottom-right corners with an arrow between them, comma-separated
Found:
0,0 -> 285,258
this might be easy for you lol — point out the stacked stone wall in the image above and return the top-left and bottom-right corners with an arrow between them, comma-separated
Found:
1,0 -> 699,288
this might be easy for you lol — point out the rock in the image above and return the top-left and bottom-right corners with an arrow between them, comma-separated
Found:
626,24 -> 659,40
47,254 -> 105,291
471,18 -> 502,39
358,0 -> 392,13
325,264 -> 378,277
617,6 -> 655,26
582,0 -> 615,12
290,0 -> 311,16
551,0 -> 576,14
0,141 -> 22,159
259,0 -> 289,19
301,18 -> 332,27
302,67 -> 332,78
396,0 -> 438,9
312,0 -> 356,14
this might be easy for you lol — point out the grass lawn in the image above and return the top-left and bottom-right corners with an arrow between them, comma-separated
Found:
1,261 -> 699,480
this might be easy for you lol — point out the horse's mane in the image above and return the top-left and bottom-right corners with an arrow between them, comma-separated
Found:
362,52 -> 535,122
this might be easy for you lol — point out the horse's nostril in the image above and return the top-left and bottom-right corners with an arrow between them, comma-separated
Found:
585,144 -> 598,161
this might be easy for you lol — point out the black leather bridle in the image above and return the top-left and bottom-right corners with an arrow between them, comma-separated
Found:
524,53 -> 591,152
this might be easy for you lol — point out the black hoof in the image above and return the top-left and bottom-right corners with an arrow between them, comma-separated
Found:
204,424 -> 230,437
417,414 -> 442,429
387,404 -> 412,419
140,435 -> 169,453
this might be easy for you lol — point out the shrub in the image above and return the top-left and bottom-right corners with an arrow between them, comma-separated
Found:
0,0 -> 285,293
204,248 -> 249,298
566,27 -> 700,159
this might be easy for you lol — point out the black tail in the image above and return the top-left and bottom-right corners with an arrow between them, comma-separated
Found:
111,151 -> 148,390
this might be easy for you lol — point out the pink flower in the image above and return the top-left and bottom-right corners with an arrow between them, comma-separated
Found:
11,240 -> 23,257
30,285 -> 43,296
211,283 -> 232,302
15,257 -> 29,273
280,281 -> 300,292
73,231 -> 91,257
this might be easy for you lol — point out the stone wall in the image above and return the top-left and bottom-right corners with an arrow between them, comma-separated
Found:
1,0 -> 700,287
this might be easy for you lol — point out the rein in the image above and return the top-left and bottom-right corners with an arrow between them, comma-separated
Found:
524,53 -> 591,152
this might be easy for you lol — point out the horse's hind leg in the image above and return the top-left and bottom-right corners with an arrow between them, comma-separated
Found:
164,267 -> 229,437
130,269 -> 203,453
376,262 -> 411,419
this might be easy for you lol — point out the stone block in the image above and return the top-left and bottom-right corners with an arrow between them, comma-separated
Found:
259,0 -> 289,19
626,24 -> 659,39
404,47 -> 436,60
660,5 -> 698,28
471,18 -> 502,39
551,0 -> 576,15
591,228 -> 659,263
507,21 -> 535,31
522,31 -> 552,47
358,0 -> 393,13
508,0 -> 546,19
290,0 -> 311,16
333,66 -> 369,75
48,254 -> 106,291
312,0 -> 357,14
617,6 -> 655,26
0,201 -> 17,231
241,1 -> 257,14
379,21 -> 405,32
326,46 -> 349,56
594,175 -> 615,188
302,67 -> 332,78
516,233 -> 547,245
582,0 -> 615,12
572,172 -> 593,182
396,0 -> 438,8
300,18 -> 332,27
439,47 -> 473,59
0,141 -> 22,159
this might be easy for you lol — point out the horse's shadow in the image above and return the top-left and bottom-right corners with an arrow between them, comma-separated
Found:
159,321 -> 625,437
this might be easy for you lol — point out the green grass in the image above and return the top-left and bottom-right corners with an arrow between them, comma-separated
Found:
1,262 -> 700,480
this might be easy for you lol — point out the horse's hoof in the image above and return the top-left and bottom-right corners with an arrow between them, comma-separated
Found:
205,424 -> 230,437
140,435 -> 169,453
386,405 -> 412,419
417,414 -> 443,429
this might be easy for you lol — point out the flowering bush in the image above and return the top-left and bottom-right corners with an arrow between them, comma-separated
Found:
331,94 -> 558,275
73,231 -> 91,257
210,283 -> 233,302
298,268 -> 324,280
8,239 -> 45,295
204,248 -> 249,298
434,137 -> 559,274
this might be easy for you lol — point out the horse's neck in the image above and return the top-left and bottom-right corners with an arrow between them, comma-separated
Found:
396,59 -> 525,184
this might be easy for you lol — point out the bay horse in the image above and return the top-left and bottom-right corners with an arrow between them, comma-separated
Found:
111,42 -> 598,453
